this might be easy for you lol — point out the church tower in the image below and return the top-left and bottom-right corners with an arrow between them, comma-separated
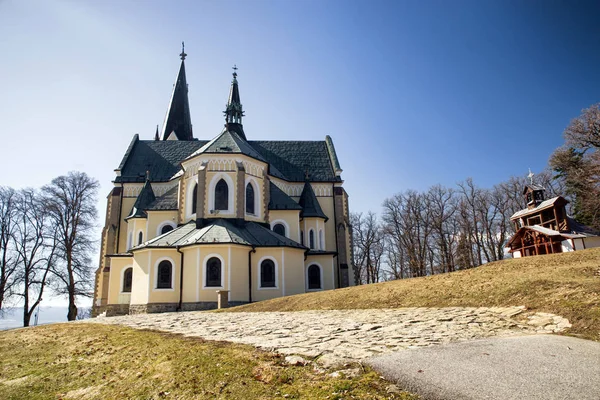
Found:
161,43 -> 194,141
224,66 -> 246,140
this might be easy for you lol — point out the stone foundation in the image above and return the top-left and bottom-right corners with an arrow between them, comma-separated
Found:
92,305 -> 107,317
127,301 -> 249,315
105,304 -> 130,317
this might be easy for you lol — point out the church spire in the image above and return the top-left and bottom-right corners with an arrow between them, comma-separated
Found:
223,65 -> 247,140
161,42 -> 193,141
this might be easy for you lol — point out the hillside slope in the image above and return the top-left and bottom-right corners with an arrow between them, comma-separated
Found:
229,248 -> 600,341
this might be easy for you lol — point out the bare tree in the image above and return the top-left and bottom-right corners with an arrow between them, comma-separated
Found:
383,191 -> 433,277
42,172 -> 99,321
0,187 -> 19,314
12,189 -> 57,327
427,185 -> 458,274
350,211 -> 384,284
563,103 -> 600,151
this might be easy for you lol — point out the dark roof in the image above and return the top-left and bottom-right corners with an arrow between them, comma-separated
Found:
523,184 -> 545,194
132,219 -> 306,250
116,137 -> 205,183
567,217 -> 600,236
299,181 -> 327,220
269,182 -> 302,211
249,140 -> 339,182
115,137 -> 341,183
125,180 -> 156,219
161,60 -> 193,141
147,185 -> 179,210
186,129 -> 265,162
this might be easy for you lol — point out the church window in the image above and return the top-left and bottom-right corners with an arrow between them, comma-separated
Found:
246,183 -> 255,214
300,230 -> 304,246
309,230 -> 315,249
161,224 -> 174,235
215,179 -> 228,211
192,183 -> 198,213
157,260 -> 172,289
122,267 -> 133,293
319,229 -> 324,250
273,223 -> 286,237
206,257 -> 222,287
260,259 -> 276,288
307,264 -> 321,290
138,231 -> 143,245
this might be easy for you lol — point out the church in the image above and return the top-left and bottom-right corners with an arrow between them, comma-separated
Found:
92,47 -> 355,316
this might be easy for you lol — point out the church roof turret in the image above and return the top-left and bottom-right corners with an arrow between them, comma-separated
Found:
125,178 -> 156,220
161,43 -> 193,141
299,180 -> 328,221
223,65 -> 246,140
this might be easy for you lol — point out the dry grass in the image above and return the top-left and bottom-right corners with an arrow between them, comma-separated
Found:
229,248 -> 600,341
0,323 -> 416,400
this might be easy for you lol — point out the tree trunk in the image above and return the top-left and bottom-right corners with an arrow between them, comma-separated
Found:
67,284 -> 77,321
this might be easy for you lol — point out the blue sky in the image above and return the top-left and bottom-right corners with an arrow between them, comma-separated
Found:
1,0 -> 599,306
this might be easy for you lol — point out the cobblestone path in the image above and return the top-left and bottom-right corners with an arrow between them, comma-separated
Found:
89,307 -> 571,366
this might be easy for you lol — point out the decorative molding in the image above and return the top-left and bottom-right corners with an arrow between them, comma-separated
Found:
185,158 -> 266,178
271,180 -> 332,197
122,182 -> 178,198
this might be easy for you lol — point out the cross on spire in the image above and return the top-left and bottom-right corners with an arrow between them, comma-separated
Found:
180,41 -> 187,61
528,168 -> 535,184
232,64 -> 238,78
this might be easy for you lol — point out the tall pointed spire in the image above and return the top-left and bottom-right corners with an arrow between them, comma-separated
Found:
161,42 -> 193,141
223,65 -> 247,140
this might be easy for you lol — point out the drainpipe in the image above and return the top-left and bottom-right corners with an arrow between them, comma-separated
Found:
248,246 -> 256,303
176,246 -> 184,311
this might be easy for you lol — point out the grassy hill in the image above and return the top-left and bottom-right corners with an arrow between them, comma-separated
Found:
0,324 -> 414,399
230,248 -> 600,341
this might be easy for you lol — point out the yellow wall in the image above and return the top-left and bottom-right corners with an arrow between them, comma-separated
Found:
205,171 -> 237,218
317,196 -> 336,251
305,254 -> 336,291
126,218 -> 148,250
128,250 -> 149,305
107,257 -> 134,305
268,210 -> 301,242
147,211 -> 179,240
147,249 -> 181,304
280,248 -> 306,296
118,197 -> 136,252
180,244 -> 250,304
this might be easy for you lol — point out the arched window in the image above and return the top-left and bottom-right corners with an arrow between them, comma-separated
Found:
215,179 -> 228,211
206,257 -> 222,287
309,230 -> 315,249
273,223 -> 286,237
260,259 -> 276,288
157,260 -> 172,289
246,183 -> 255,215
191,183 -> 198,213
319,229 -> 324,250
300,230 -> 304,246
122,267 -> 133,293
138,231 -> 143,245
308,264 -> 321,290
161,224 -> 174,235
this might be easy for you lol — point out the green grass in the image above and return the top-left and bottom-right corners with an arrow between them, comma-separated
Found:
228,248 -> 600,341
0,323 -> 417,400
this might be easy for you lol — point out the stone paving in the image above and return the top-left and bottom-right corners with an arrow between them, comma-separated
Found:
89,307 -> 571,367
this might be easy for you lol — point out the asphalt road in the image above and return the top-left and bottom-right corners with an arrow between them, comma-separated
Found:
366,335 -> 600,400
